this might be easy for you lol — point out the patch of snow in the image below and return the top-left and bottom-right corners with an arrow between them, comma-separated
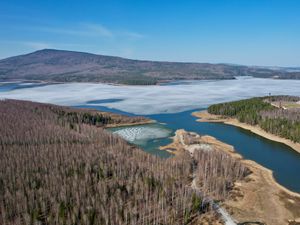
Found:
112,125 -> 171,144
215,206 -> 237,225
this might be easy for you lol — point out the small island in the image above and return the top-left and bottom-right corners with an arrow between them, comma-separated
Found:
193,96 -> 300,153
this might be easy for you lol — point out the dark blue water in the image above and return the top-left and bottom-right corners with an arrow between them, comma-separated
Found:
0,82 -> 51,92
149,109 -> 300,193
1,84 -> 300,193
77,100 -> 300,192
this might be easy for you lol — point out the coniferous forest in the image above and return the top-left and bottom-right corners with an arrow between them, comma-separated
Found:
0,99 -> 248,225
208,96 -> 300,142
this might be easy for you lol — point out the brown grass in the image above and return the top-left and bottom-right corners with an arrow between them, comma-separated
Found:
161,129 -> 300,225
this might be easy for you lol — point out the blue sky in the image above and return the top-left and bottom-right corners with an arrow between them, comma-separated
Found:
0,0 -> 299,66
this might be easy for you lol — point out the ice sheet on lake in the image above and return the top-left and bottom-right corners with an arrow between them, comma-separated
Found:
1,78 -> 300,115
112,125 -> 172,144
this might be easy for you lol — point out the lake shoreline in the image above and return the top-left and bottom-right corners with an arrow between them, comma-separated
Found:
192,110 -> 300,154
105,119 -> 156,128
160,129 -> 300,224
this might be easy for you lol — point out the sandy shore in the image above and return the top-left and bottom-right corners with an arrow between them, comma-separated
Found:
161,129 -> 300,225
192,110 -> 300,154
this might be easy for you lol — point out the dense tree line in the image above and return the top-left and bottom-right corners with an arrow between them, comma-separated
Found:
0,100 -> 247,224
267,95 -> 300,102
208,96 -> 300,142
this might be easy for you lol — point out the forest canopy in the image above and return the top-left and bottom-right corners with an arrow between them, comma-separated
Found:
208,96 -> 300,142
0,99 -> 247,225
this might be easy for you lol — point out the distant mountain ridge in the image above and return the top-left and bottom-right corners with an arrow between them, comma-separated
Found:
0,49 -> 299,85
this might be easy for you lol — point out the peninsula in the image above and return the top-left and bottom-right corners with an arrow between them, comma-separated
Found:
193,96 -> 300,153
160,129 -> 300,225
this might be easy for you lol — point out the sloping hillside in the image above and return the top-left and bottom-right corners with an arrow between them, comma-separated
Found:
0,49 -> 295,85
0,100 -> 198,224
0,100 -> 248,224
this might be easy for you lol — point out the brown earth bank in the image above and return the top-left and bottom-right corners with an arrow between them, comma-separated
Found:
192,110 -> 300,154
160,129 -> 300,225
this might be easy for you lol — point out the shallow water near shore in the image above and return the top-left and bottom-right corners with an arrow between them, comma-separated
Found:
108,123 -> 172,158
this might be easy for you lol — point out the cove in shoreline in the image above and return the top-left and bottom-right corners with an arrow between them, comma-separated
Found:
192,110 -> 300,155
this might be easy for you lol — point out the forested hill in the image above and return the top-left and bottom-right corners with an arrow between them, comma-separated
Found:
0,99 -> 247,224
208,96 -> 300,142
0,49 -> 298,85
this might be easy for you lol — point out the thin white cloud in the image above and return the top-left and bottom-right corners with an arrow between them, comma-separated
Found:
23,41 -> 52,50
29,23 -> 143,40
81,23 -> 113,37
118,47 -> 135,58
0,23 -> 145,58
121,31 -> 144,39
37,24 -> 113,38
0,40 -> 95,51
0,40 -> 52,50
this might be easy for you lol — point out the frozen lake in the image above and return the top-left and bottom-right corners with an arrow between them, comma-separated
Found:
1,77 -> 300,115
1,78 -> 300,192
